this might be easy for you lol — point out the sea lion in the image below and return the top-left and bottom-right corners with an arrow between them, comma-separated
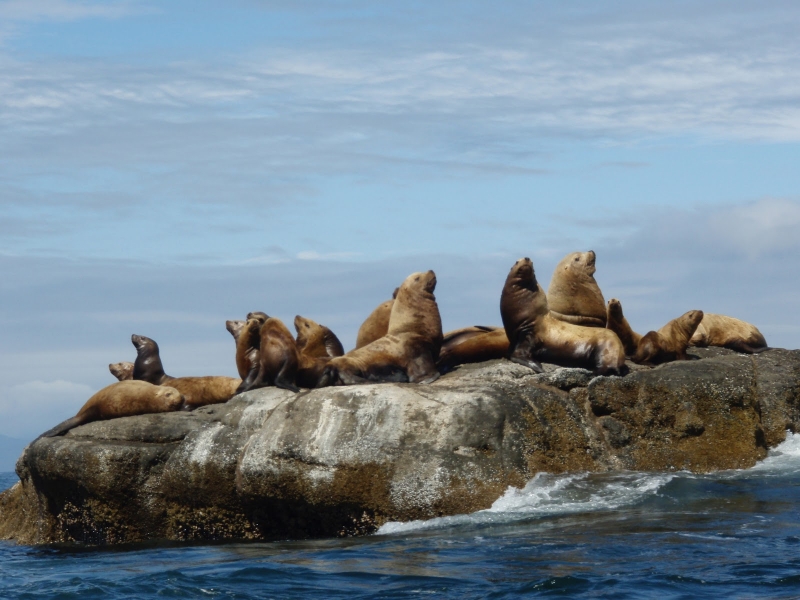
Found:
37,380 -> 184,439
501,257 -> 625,375
109,361 -> 134,381
237,317 -> 300,394
294,315 -> 345,389
605,299 -> 642,358
225,320 -> 246,344
246,311 -> 269,324
354,287 -> 399,349
169,376 -> 242,409
319,271 -> 443,386
131,334 -> 174,385
632,310 -> 704,365
436,326 -> 509,372
231,318 -> 263,380
294,315 -> 345,358
547,250 -> 607,327
689,314 -> 768,354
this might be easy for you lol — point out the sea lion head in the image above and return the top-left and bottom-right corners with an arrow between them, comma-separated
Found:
108,361 -> 134,381
131,334 -> 159,355
294,315 -> 344,357
399,270 -> 437,298
560,250 -> 596,277
155,385 -> 185,411
246,311 -> 269,324
507,257 -> 537,289
682,309 -> 705,336
226,320 -> 246,342
294,314 -> 320,350
607,298 -> 624,321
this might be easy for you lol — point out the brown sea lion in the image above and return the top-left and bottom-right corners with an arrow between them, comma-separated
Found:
354,287 -> 399,349
319,271 -> 442,386
437,327 -> 509,372
294,315 -> 345,389
633,310 -> 704,365
225,320 -> 246,343
231,318 -> 263,380
294,315 -> 345,358
131,334 -> 174,385
237,317 -> 300,393
37,380 -> 184,439
547,250 -> 607,327
605,299 -> 642,358
689,314 -> 768,354
246,311 -> 269,324
169,376 -> 242,409
501,257 -> 625,375
109,361 -> 134,381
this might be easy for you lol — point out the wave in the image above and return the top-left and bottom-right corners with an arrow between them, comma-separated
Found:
377,432 -> 800,536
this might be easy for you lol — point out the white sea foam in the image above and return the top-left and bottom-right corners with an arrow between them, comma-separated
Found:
377,433 -> 800,536
377,471 -> 675,535
730,431 -> 800,477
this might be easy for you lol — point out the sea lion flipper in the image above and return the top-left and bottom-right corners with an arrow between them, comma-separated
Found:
36,415 -> 85,440
509,356 -> 544,373
236,365 -> 260,394
274,359 -> 300,393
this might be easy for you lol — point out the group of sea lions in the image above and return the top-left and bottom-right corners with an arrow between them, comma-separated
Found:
37,253 -> 767,438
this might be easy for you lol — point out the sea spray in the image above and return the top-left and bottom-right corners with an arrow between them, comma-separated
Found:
377,432 -> 800,536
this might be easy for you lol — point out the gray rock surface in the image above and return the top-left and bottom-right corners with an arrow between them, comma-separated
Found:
1,347 -> 798,546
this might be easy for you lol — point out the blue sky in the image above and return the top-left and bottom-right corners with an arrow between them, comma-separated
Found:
1,1 -> 800,460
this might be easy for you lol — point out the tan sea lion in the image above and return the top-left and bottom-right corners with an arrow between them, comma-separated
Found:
633,310 -> 704,365
168,376 -> 241,409
319,271 -> 443,386
109,361 -> 134,381
689,314 -> 768,354
231,318 -> 262,380
547,250 -> 607,327
225,320 -> 246,344
294,315 -> 345,358
237,317 -> 300,393
501,257 -> 625,375
437,326 -> 509,372
354,287 -> 399,349
294,315 -> 345,389
605,299 -> 642,358
37,380 -> 184,439
132,334 -> 174,385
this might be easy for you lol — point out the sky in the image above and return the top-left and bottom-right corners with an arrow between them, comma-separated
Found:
1,0 -> 800,466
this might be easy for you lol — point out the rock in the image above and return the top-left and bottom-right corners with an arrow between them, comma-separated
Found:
1,347 -> 799,546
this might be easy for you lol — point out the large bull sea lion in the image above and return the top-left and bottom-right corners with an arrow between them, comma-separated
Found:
689,314 -> 768,354
633,310 -> 704,365
501,257 -> 625,375
547,250 -> 607,327
319,271 -> 443,386
37,380 -> 184,439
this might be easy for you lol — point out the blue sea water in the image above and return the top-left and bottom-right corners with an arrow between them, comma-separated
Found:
2,436 -> 800,599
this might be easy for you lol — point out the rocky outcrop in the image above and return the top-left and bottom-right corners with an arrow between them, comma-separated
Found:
1,347 -> 798,546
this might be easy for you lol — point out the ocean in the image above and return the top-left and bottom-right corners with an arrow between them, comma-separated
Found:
2,434 -> 800,599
